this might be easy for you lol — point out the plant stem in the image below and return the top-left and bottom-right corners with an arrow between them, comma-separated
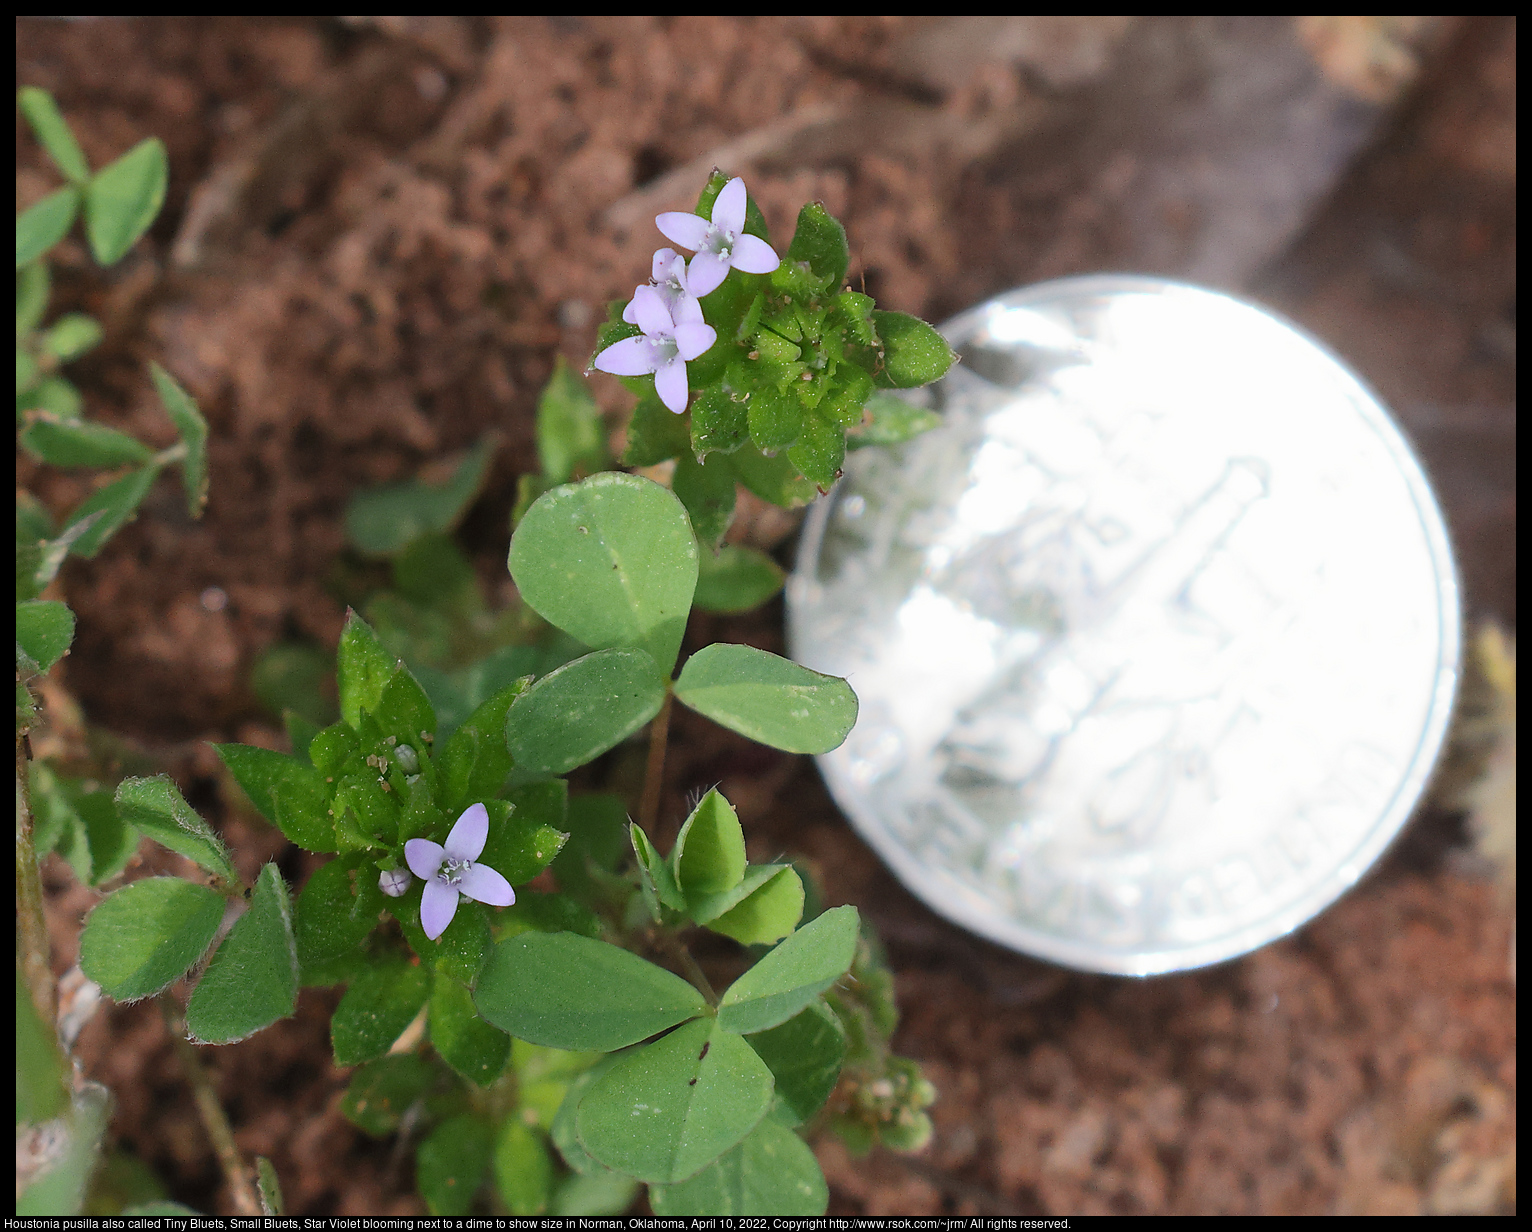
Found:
160,999 -> 261,1217
637,688 -> 674,838
16,730 -> 56,1028
655,928 -> 718,1008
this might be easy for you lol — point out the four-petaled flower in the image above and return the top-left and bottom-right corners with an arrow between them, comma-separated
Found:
623,247 -> 702,329
405,803 -> 515,940
656,176 -> 780,298
593,284 -> 716,413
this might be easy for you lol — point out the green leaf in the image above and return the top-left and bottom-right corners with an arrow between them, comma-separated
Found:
16,512 -> 99,602
28,765 -> 135,886
649,1115 -> 829,1216
214,743 -> 335,852
114,776 -> 237,883
693,544 -> 784,615
20,417 -> 151,468
576,1018 -> 774,1184
149,363 -> 209,518
690,383 -> 750,457
255,1156 -> 283,1216
438,676 -> 531,814
293,855 -> 382,977
493,1117 -> 554,1215
340,1054 -> 442,1137
717,905 -> 859,1035
552,1172 -> 640,1218
16,1083 -> 109,1217
674,643 -> 858,754
538,355 -> 608,483
78,878 -> 225,1003
497,888 -> 603,941
700,865 -> 804,946
185,864 -> 299,1044
785,201 -> 849,291
847,391 -> 941,449
17,259 -> 50,337
64,465 -> 160,559
283,711 -> 322,762
473,931 -> 707,1051
786,409 -> 846,490
307,721 -> 360,778
745,1000 -> 846,1126
344,440 -> 494,555
18,87 -> 90,183
373,664 -> 437,751
330,958 -> 433,1066
476,789 -> 568,886
672,787 -> 746,897
16,599 -> 75,675
621,395 -> 690,467
672,450 -> 736,551
504,647 -> 666,778
41,312 -> 103,361
821,362 -> 875,428
15,186 -> 80,269
84,138 -> 168,266
631,822 -> 686,916
726,442 -> 819,509
337,610 -> 398,730
385,886 -> 493,986
429,973 -> 510,1087
746,384 -> 805,453
17,966 -> 70,1124
251,642 -> 336,730
869,310 -> 956,389
23,375 -> 84,419
416,1113 -> 494,1216
550,1054 -> 626,1175
509,472 -> 698,674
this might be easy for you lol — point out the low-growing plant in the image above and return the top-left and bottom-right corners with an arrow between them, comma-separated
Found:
20,110 -> 950,1216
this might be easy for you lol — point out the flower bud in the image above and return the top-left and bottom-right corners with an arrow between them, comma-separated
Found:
378,867 -> 412,897
394,744 -> 419,773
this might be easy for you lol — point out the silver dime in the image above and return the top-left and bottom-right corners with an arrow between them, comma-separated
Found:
788,276 -> 1460,975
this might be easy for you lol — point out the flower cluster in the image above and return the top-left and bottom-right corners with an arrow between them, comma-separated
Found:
593,176 -> 779,413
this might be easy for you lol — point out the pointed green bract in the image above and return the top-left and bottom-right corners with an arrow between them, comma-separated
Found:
538,355 -> 608,483
114,776 -> 237,883
337,611 -> 397,730
703,865 -> 804,947
495,1118 -> 554,1215
717,905 -> 859,1035
672,450 -> 736,550
185,864 -> 299,1044
84,137 -> 167,266
16,599 -> 75,675
149,363 -> 209,517
293,855 -> 381,977
508,472 -> 697,674
576,1018 -> 775,1184
64,465 -> 159,559
672,788 -> 747,897
649,1116 -> 829,1216
785,201 -> 850,292
330,958 -> 433,1066
504,647 -> 666,778
473,931 -> 706,1052
674,643 -> 858,754
417,1113 -> 495,1216
429,974 -> 510,1087
745,1001 -> 846,1126
79,877 -> 225,1002
16,186 -> 80,269
693,543 -> 784,614
632,822 -> 685,916
214,743 -> 335,853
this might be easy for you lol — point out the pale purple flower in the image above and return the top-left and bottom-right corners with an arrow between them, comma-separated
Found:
656,177 -> 780,298
378,867 -> 412,898
404,803 -> 515,941
623,248 -> 704,328
593,284 -> 716,414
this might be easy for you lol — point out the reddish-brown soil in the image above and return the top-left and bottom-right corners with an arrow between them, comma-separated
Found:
20,17 -> 1514,1216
